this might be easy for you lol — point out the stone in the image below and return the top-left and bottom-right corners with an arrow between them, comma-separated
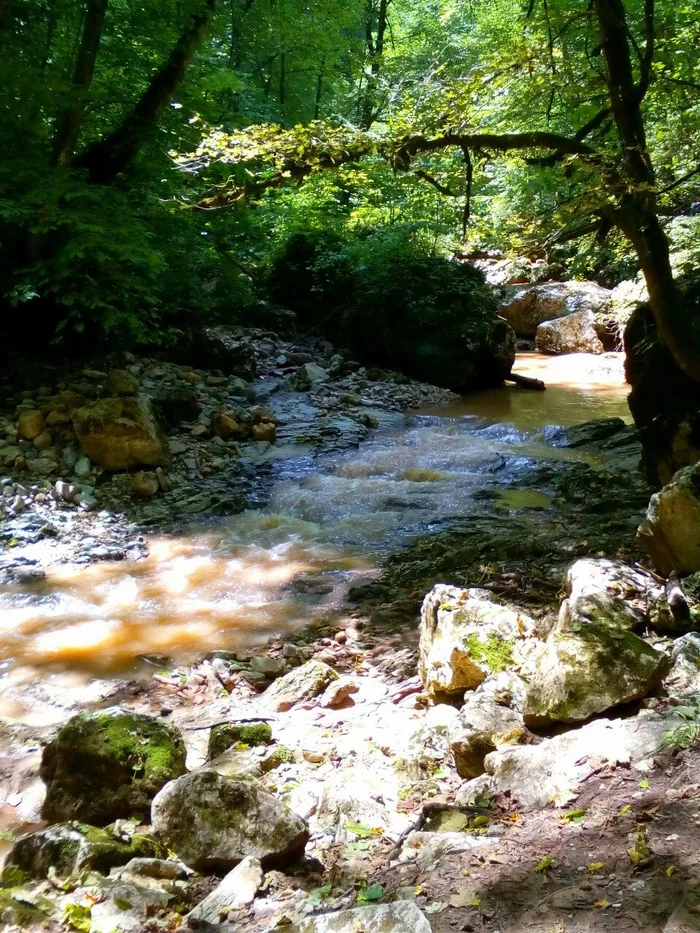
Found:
249,656 -> 287,677
208,721 -> 272,760
130,470 -> 160,498
74,455 -> 91,477
169,438 -> 187,456
290,362 -> 330,390
500,281 -> 612,338
87,877 -> 171,933
638,461 -> 700,575
558,558 -> 654,633
479,710 -> 686,810
32,431 -> 52,450
17,410 -> 44,440
212,411 -> 245,439
252,421 -> 277,442
249,405 -> 277,425
71,397 -> 169,471
450,682 -> 525,779
289,902 -> 432,933
46,409 -> 71,427
201,748 -> 263,781
106,370 -> 139,396
523,624 -> 668,727
320,678 -> 359,708
185,857 -> 263,927
664,633 -> 700,695
151,771 -> 309,871
53,480 -> 79,502
550,417 -> 628,448
536,310 -> 604,355
260,660 -> 338,712
40,708 -> 187,825
26,457 -> 58,475
149,385 -> 201,427
3,822 -> 164,880
418,584 -> 535,701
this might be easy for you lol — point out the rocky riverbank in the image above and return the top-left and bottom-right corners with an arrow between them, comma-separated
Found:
2,397 -> 700,932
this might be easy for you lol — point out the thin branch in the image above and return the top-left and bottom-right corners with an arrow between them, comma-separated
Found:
414,170 -> 457,197
637,0 -> 654,100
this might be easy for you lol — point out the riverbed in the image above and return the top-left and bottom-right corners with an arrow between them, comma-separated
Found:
0,353 -> 631,723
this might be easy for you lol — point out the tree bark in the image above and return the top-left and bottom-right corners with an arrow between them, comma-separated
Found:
74,0 -> 217,183
361,0 -> 389,129
52,0 -> 108,168
594,0 -> 700,381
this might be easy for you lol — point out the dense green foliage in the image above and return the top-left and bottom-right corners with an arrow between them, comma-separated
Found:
1,0 -> 699,349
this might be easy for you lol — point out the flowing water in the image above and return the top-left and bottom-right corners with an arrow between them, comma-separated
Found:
0,354 -> 631,718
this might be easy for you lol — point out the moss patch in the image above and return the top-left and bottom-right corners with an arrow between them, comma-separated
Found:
463,633 -> 514,674
208,721 -> 272,760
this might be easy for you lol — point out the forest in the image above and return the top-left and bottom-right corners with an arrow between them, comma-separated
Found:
1,1 -> 700,932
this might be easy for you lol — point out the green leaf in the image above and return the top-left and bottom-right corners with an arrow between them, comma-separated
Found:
358,883 -> 384,903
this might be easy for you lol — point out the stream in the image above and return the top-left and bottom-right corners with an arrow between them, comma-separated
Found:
0,353 -> 631,722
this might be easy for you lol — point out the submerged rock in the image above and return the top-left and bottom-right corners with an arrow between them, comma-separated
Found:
419,585 -> 535,701
523,625 -> 668,727
71,397 -> 169,471
290,902 -> 432,933
151,771 -> 309,871
3,822 -> 164,879
40,708 -> 186,824
638,461 -> 700,575
260,660 -> 338,712
536,310 -> 604,355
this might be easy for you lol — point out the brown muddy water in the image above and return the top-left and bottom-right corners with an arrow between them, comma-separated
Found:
0,353 -> 631,718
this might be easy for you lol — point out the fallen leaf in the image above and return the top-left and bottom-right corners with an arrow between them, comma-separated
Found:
619,805 -> 633,815
588,862 -> 605,872
666,865 -> 677,877
638,779 -> 649,789
594,899 -> 611,909
535,855 -> 553,872
449,888 -> 481,908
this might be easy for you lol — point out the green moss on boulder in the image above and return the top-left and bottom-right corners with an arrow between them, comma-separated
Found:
40,708 -> 187,825
208,721 -> 272,760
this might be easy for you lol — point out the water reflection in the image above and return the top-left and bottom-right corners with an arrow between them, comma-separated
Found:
0,353 -> 631,685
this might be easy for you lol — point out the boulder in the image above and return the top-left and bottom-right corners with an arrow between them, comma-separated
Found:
638,461 -> 700,575
550,417 -> 628,448
40,708 -> 186,825
212,410 -> 246,440
185,857 -> 262,927
450,676 -> 526,778
289,903 -> 432,933
130,470 -> 160,498
536,310 -> 604,355
149,385 -> 201,427
625,293 -> 700,486
177,330 -> 257,381
418,585 -> 536,701
106,370 -> 139,396
558,558 -> 656,633
252,421 -> 277,442
3,823 -> 164,879
260,660 -> 338,712
17,410 -> 44,440
71,397 -> 169,471
479,710 -> 685,810
500,281 -> 612,338
290,362 -> 330,390
664,633 -> 700,695
151,771 -> 309,871
208,721 -> 272,760
523,625 -> 668,727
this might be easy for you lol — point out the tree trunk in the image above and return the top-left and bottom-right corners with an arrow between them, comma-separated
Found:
594,0 -> 700,381
361,0 -> 388,129
74,0 -> 217,184
52,0 -> 108,168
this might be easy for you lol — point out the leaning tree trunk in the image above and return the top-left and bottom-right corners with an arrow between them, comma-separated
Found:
594,0 -> 700,381
53,0 -> 108,167
74,0 -> 218,184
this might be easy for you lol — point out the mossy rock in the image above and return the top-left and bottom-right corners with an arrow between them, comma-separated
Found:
3,822 -> 165,880
40,708 -> 187,825
523,624 -> 669,727
208,721 -> 272,760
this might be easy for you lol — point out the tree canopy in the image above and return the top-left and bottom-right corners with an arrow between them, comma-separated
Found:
1,0 -> 699,369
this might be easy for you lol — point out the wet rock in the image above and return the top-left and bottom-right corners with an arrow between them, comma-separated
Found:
185,856 -> 263,927
664,633 -> 700,695
290,362 -> 330,390
558,558 -> 654,633
249,405 -> 277,425
418,584 -> 535,701
478,711 -> 685,810
536,310 -> 604,355
638,461 -> 700,575
252,421 -> 277,442
17,410 -> 44,440
3,822 -> 164,879
500,281 -> 612,338
151,771 -> 309,871
260,660 -> 338,712
523,625 -> 668,727
32,431 -> 52,450
46,409 -> 71,426
208,721 -> 273,760
71,397 -> 169,471
130,470 -> 160,498
289,902 -> 431,933
106,370 -> 139,396
212,410 -> 246,440
40,708 -> 187,825
450,680 -> 525,778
